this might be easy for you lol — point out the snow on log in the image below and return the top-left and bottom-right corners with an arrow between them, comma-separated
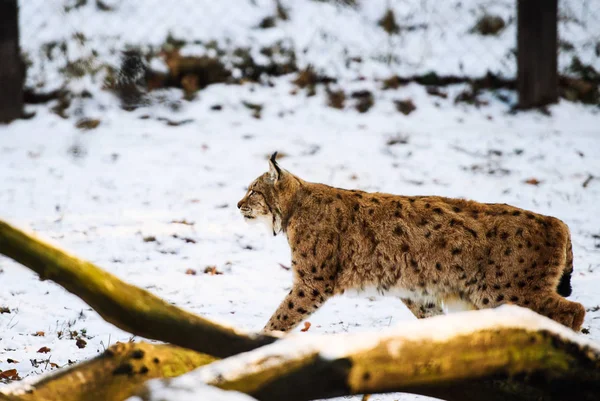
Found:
136,306 -> 600,401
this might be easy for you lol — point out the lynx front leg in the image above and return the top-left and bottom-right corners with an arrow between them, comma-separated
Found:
264,229 -> 340,332
264,281 -> 330,332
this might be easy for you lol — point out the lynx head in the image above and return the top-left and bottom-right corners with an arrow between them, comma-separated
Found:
237,152 -> 296,236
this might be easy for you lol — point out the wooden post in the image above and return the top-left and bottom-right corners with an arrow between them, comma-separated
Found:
0,0 -> 24,123
517,0 -> 558,108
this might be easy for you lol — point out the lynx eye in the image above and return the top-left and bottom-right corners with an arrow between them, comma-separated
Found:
249,190 -> 255,197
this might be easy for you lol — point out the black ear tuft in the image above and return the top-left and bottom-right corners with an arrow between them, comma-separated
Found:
270,152 -> 282,175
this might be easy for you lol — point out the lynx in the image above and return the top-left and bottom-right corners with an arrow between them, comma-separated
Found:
237,153 -> 585,332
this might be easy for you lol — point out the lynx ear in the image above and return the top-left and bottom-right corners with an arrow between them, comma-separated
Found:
268,151 -> 282,182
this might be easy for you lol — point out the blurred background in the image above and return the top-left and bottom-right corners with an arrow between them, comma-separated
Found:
13,0 -> 600,98
1,1 -> 600,398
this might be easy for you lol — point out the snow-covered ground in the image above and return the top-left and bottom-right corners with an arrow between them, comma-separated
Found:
2,1 -> 600,400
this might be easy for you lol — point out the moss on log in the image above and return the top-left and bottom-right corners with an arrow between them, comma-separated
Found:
1,342 -> 215,401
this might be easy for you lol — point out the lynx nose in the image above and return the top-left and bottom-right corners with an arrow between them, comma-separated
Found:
237,200 -> 243,209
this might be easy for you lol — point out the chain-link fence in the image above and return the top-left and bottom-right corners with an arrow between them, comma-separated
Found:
18,0 -> 600,92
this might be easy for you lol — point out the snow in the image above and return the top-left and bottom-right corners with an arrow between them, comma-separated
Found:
129,383 -> 258,401
2,1 -> 600,401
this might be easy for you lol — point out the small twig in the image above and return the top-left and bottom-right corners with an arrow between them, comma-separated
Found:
583,174 -> 594,188
5,310 -> 18,329
450,145 -> 485,158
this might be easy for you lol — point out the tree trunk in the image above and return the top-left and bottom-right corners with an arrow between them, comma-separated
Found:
0,0 -> 24,123
517,0 -> 558,108
0,342 -> 216,401
0,220 -> 277,358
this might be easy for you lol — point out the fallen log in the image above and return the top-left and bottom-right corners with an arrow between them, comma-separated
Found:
137,307 -> 600,401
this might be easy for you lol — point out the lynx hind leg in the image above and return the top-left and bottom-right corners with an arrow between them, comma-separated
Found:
401,298 -> 444,319
476,290 -> 585,332
529,293 -> 585,331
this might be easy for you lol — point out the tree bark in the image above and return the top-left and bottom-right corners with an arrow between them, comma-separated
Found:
0,342 -> 216,401
138,308 -> 600,401
0,0 -> 24,123
517,0 -> 558,108
0,220 -> 276,358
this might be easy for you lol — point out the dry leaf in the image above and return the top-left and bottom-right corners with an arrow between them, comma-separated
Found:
426,86 -> 448,99
37,346 -> 51,353
301,321 -> 311,332
6,359 -> 18,364
524,178 -> 541,186
76,338 -> 87,349
394,99 -> 416,115
75,118 -> 101,130
386,135 -> 409,146
172,234 -> 196,243
204,266 -> 223,275
170,219 -> 195,226
0,369 -> 19,380
185,269 -> 197,276
33,331 -> 45,337
50,362 -> 59,369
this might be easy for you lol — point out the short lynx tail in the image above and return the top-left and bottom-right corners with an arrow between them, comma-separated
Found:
557,238 -> 574,297
557,268 -> 573,297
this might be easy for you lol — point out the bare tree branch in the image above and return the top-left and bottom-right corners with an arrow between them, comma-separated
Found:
0,220 -> 276,358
